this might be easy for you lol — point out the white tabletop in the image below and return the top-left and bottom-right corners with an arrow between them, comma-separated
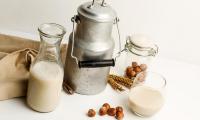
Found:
0,57 -> 200,120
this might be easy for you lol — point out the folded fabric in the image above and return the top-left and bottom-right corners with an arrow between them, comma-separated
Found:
0,52 -> 8,59
0,34 -> 67,64
0,49 -> 37,100
0,34 -> 67,101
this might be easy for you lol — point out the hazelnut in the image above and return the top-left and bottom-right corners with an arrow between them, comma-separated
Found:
116,106 -> 123,112
132,62 -> 138,68
99,107 -> 107,116
87,109 -> 96,117
126,67 -> 133,77
102,103 -> 110,110
116,111 -> 124,120
126,66 -> 133,73
140,64 -> 147,71
137,72 -> 146,82
130,71 -> 136,77
107,108 -> 116,116
134,66 -> 142,73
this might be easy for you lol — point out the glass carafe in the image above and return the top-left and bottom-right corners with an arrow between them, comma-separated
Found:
27,23 -> 66,112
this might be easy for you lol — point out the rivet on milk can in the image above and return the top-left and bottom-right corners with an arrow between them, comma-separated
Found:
64,0 -> 122,95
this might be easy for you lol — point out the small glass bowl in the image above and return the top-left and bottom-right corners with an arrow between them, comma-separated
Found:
129,71 -> 166,117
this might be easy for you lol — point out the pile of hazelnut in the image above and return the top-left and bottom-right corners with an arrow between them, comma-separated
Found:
126,62 -> 147,79
87,103 -> 124,120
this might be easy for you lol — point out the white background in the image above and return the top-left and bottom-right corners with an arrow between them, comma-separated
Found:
0,0 -> 200,65
0,1 -> 200,120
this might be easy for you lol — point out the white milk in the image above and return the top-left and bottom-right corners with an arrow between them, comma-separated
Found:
27,61 -> 64,112
129,85 -> 164,116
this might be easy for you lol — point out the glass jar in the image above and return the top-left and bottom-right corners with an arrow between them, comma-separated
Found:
115,34 -> 158,76
27,23 -> 66,112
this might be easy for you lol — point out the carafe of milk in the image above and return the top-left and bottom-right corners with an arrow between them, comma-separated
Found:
27,23 -> 66,112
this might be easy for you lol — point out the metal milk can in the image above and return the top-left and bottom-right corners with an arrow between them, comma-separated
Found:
64,0 -> 121,95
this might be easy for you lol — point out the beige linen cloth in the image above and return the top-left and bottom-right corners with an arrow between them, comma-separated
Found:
0,34 -> 67,101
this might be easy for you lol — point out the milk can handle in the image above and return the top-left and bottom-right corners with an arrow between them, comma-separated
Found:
70,16 -> 121,68
79,59 -> 115,68
89,0 -> 106,7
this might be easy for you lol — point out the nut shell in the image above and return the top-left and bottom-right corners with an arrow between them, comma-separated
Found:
134,66 -> 142,73
126,67 -> 133,77
107,108 -> 116,116
126,66 -> 133,73
137,72 -> 146,82
99,107 -> 107,116
116,106 -> 123,112
140,64 -> 147,71
102,103 -> 110,110
116,111 -> 124,120
87,109 -> 96,117
130,71 -> 136,77
132,62 -> 138,68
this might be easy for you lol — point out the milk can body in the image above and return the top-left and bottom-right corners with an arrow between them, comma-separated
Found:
64,1 -> 117,95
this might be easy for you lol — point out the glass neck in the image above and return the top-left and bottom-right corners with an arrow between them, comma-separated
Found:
34,23 -> 66,66
36,35 -> 62,65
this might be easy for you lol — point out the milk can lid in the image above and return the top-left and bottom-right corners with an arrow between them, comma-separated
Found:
78,1 -> 117,22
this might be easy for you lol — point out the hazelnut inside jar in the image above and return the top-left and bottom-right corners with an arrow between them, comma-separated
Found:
114,34 -> 158,76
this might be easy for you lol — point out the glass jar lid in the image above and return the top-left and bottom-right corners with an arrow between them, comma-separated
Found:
125,34 -> 158,57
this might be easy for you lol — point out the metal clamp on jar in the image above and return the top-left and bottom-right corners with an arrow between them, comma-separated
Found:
64,0 -> 121,95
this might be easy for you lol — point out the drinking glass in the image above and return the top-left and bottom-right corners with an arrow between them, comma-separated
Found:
129,71 -> 166,117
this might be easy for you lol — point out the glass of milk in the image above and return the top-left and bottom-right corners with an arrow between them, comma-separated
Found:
27,23 -> 66,112
128,71 -> 166,117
